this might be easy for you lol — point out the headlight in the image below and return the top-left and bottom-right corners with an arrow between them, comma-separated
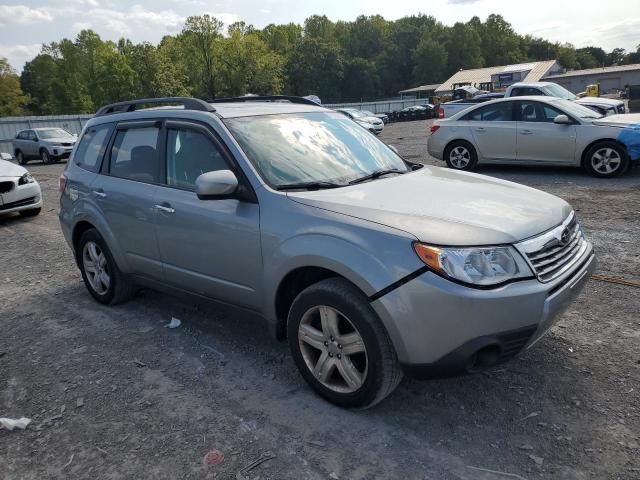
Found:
414,243 -> 533,287
18,173 -> 34,185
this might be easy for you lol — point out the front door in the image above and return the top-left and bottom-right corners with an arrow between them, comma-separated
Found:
515,100 -> 577,165
154,121 -> 262,309
467,101 -> 517,162
92,122 -> 163,279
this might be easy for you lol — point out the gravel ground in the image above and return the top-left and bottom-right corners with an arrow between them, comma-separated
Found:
1,121 -> 639,479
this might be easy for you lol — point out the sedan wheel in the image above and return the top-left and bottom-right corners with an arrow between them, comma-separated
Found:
298,305 -> 368,393
82,241 -> 111,295
591,148 -> 621,175
41,149 -> 51,164
449,146 -> 471,169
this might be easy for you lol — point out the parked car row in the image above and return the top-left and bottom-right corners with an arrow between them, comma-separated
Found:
57,95 -> 595,409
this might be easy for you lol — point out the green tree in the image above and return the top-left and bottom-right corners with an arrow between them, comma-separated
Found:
287,38 -> 344,101
0,58 -> 30,116
444,23 -> 484,74
557,43 -> 578,69
179,15 -> 224,98
412,34 -> 447,84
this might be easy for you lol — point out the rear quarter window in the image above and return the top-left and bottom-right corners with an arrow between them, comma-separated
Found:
74,124 -> 112,173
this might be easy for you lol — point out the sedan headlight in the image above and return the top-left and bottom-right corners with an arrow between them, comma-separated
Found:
414,243 -> 533,287
18,173 -> 35,185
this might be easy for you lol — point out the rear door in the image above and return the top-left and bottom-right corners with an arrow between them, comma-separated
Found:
92,121 -> 163,279
515,100 -> 577,165
153,120 -> 262,309
466,101 -> 517,162
25,130 -> 39,156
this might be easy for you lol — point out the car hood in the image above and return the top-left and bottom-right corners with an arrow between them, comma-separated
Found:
42,136 -> 76,143
363,116 -> 383,124
575,97 -> 623,107
0,159 -> 27,178
591,114 -> 640,127
287,167 -> 572,246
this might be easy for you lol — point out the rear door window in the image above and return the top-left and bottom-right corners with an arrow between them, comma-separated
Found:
109,126 -> 161,183
74,124 -> 112,173
27,131 -> 37,141
465,102 -> 513,121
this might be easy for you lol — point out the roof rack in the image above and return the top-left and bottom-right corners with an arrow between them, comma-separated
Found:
95,97 -> 215,117
209,95 -> 320,106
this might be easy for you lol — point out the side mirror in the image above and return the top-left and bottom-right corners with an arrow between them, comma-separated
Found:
195,170 -> 238,200
553,114 -> 572,125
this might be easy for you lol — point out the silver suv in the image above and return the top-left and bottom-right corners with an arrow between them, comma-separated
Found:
59,96 -> 596,408
14,128 -> 77,165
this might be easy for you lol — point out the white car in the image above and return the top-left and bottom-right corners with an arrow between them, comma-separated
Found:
427,96 -> 640,178
336,108 -> 384,134
0,156 -> 42,216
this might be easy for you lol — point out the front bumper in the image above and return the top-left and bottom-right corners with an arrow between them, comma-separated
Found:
426,135 -> 444,160
371,245 -> 595,377
48,145 -> 74,159
0,180 -> 42,214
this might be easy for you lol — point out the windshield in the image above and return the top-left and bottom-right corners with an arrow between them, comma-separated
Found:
38,128 -> 72,139
542,84 -> 577,100
554,98 -> 604,119
346,109 -> 366,119
224,112 -> 408,188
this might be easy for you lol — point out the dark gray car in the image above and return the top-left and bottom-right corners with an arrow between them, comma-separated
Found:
13,128 -> 77,165
59,97 -> 595,408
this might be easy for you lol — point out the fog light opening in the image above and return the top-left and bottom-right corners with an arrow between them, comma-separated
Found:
468,345 -> 501,372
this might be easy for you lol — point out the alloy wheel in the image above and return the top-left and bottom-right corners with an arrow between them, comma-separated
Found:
591,148 -> 621,174
82,241 -> 110,295
449,146 -> 471,168
298,305 -> 368,393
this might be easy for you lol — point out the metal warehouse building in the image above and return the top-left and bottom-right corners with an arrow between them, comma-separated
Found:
544,64 -> 640,94
435,60 -> 562,95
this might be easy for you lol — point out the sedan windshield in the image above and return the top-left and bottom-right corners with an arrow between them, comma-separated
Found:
38,128 -> 72,139
542,84 -> 577,100
224,112 -> 408,188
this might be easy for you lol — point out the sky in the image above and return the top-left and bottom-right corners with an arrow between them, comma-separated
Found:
1,0 -> 639,71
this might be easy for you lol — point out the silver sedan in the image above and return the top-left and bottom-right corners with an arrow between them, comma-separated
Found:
428,96 -> 640,177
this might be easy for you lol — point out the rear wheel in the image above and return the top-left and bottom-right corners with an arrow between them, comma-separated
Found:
16,151 -> 26,165
584,142 -> 628,178
445,141 -> 478,171
40,149 -> 52,165
287,278 -> 402,409
77,229 -> 135,305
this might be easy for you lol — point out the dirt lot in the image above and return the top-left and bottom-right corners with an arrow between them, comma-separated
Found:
1,120 -> 639,480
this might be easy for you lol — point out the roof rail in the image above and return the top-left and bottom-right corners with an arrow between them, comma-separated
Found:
210,95 -> 320,106
95,97 -> 215,117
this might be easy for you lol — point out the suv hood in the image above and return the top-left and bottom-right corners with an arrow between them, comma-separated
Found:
42,136 -> 76,143
0,159 -> 27,178
287,167 -> 571,245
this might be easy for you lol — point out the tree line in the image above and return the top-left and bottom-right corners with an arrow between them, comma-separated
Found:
1,13 -> 640,117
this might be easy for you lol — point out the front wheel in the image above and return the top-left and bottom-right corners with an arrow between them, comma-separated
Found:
40,149 -> 52,165
584,142 -> 628,178
16,151 -> 26,165
77,229 -> 135,305
445,141 -> 478,171
287,278 -> 402,409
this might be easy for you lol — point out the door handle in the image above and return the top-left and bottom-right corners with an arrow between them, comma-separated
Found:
155,203 -> 175,214
520,130 -> 533,135
93,190 -> 107,198
474,127 -> 486,132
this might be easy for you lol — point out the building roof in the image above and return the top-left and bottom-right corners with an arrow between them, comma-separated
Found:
544,63 -> 640,79
398,84 -> 441,94
435,60 -> 558,93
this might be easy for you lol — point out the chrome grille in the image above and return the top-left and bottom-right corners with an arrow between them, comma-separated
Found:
516,212 -> 589,283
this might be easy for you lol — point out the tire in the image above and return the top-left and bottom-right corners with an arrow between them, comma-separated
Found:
584,141 -> 629,178
287,277 -> 402,409
445,140 -> 478,171
16,151 -> 26,165
19,207 -> 41,217
40,149 -> 52,165
77,228 -> 136,305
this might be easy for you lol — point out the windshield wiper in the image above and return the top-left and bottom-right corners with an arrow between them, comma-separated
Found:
276,180 -> 343,191
349,168 -> 406,185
